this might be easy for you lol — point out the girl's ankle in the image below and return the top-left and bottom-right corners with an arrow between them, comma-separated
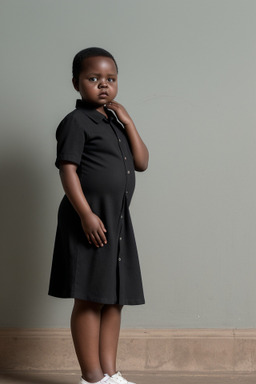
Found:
81,372 -> 104,383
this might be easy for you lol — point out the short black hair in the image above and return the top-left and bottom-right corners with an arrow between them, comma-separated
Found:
72,47 -> 118,81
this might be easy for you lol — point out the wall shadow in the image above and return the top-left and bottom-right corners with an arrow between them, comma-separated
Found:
0,141 -> 59,368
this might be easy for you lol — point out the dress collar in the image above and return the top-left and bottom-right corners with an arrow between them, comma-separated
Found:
76,99 -> 114,124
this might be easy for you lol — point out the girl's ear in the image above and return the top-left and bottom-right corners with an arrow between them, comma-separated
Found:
72,77 -> 79,91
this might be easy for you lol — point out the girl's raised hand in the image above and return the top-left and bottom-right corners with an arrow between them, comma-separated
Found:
81,212 -> 107,248
106,101 -> 133,126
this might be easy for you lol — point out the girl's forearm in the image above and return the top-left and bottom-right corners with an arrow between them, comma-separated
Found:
124,121 -> 149,171
105,101 -> 149,171
59,162 -> 107,247
59,163 -> 92,218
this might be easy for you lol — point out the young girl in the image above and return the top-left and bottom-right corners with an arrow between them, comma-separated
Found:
49,47 -> 149,384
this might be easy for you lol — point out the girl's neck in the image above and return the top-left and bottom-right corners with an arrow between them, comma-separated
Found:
96,105 -> 108,118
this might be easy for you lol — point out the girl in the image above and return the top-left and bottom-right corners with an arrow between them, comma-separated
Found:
49,47 -> 149,384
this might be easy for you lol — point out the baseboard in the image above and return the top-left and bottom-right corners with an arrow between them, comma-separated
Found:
1,329 -> 256,373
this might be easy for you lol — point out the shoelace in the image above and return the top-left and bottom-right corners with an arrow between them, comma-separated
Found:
112,372 -> 128,384
102,375 -> 117,384
101,377 -> 111,383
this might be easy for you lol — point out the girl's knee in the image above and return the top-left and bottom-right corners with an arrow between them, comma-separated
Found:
73,298 -> 104,312
103,304 -> 123,312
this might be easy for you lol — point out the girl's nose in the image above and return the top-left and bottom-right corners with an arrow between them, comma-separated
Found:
99,79 -> 108,88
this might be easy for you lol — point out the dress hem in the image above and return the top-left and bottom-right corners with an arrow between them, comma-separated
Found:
48,292 -> 145,306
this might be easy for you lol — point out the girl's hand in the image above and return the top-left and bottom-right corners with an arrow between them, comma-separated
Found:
106,101 -> 133,126
81,212 -> 107,248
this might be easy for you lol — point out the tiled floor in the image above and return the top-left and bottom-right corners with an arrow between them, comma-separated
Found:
1,372 -> 256,384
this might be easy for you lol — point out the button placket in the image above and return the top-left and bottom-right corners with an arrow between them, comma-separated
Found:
109,122 -> 132,266
118,208 -> 124,263
115,132 -> 129,179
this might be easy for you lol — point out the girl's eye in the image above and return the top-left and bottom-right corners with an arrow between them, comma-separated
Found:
89,77 -> 98,82
108,78 -> 115,82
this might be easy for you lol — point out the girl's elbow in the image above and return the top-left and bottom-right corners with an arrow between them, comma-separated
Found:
134,151 -> 149,172
135,160 -> 149,172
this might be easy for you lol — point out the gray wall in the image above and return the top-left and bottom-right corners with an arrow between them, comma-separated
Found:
1,0 -> 256,328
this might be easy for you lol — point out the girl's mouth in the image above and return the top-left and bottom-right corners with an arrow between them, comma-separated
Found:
99,92 -> 108,97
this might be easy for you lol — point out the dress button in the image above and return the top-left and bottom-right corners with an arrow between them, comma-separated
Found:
120,237 -> 122,241
119,138 -> 121,142
124,156 -> 127,160
126,190 -> 128,194
118,258 -> 121,261
127,170 -> 130,174
121,215 -> 123,219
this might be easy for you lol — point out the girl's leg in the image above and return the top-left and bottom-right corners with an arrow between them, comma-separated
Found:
71,299 -> 104,383
99,304 -> 123,376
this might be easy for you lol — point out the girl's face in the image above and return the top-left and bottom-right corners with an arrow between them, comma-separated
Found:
73,56 -> 118,109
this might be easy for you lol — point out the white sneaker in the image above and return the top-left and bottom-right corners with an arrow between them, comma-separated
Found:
79,375 -> 117,384
110,372 -> 136,384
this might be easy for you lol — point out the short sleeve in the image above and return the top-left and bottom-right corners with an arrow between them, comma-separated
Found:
55,113 -> 87,169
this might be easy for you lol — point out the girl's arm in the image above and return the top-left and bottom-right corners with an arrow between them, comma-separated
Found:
59,162 -> 107,248
106,101 -> 149,171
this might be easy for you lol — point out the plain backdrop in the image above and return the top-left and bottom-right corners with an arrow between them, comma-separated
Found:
0,0 -> 256,328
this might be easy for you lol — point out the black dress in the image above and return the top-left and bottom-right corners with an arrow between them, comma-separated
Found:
48,100 -> 145,305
